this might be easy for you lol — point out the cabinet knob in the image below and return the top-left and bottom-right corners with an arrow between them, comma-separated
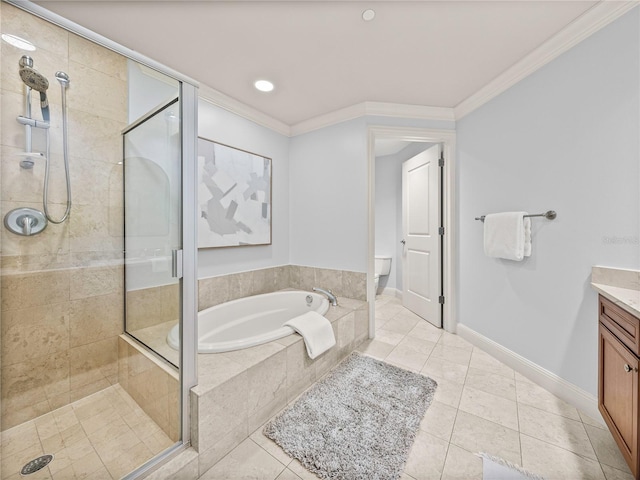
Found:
624,364 -> 637,373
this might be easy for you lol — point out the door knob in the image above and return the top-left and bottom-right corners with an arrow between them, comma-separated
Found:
624,364 -> 637,373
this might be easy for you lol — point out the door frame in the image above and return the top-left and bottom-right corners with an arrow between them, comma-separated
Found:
367,126 -> 457,334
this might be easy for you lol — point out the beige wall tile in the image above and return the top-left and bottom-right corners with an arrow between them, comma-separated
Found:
68,33 -> 127,81
118,338 -> 128,390
354,306 -> 369,343
70,156 -> 123,208
229,271 -> 257,300
69,337 -> 117,393
1,302 -> 69,366
342,270 -> 366,301
1,269 -> 69,311
290,265 -> 314,291
1,41 -> 69,100
286,340 -> 315,403
198,274 -> 230,311
196,372 -> 248,451
168,379 -> 179,442
336,312 -> 355,357
1,351 -> 69,430
1,4 -> 68,57
1,253 -> 71,274
315,267 -> 343,295
1,203 -> 70,258
67,61 -> 127,123
1,90 -> 24,149
67,108 -> 125,165
126,284 -> 179,331
274,265 -> 291,291
69,264 -> 123,300
69,293 -> 123,346
1,146 -> 67,205
121,342 -> 178,441
247,350 -> 287,431
252,267 -> 279,295
69,204 -> 123,253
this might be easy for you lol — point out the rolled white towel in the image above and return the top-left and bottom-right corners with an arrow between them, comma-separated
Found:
284,311 -> 336,359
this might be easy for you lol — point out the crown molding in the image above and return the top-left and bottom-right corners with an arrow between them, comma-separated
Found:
198,1 -> 638,136
198,84 -> 291,137
454,1 -> 639,120
290,102 -> 455,137
289,103 -> 368,137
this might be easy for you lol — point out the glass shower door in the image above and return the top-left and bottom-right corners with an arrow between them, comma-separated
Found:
123,97 -> 182,368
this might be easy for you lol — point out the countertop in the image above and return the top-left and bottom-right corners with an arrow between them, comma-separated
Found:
591,266 -> 640,318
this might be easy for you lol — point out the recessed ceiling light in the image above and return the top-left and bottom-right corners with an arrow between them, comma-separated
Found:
254,80 -> 274,92
362,9 -> 375,22
1,33 -> 35,51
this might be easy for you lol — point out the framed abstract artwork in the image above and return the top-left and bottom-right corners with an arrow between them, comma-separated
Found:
197,137 -> 272,248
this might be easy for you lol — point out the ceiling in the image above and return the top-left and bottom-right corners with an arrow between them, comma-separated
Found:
36,1 -> 598,126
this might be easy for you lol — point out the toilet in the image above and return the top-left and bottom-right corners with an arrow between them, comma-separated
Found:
374,256 -> 392,294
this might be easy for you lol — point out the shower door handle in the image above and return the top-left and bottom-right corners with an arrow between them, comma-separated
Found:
172,249 -> 183,279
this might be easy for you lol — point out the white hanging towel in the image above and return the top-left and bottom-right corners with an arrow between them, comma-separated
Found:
483,212 -> 532,261
283,311 -> 336,359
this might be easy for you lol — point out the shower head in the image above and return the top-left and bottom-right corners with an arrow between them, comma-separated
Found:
18,56 -> 50,122
19,59 -> 49,93
18,55 -> 33,68
55,71 -> 70,87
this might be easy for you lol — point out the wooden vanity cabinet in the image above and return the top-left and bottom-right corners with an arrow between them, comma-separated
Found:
598,295 -> 640,478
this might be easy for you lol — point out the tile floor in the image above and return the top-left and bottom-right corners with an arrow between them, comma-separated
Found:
0,384 -> 174,480
198,295 -> 635,480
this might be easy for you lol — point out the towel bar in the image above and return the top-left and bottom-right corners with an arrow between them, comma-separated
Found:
475,210 -> 557,222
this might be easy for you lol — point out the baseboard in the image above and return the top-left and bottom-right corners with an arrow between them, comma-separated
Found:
456,324 -> 604,424
380,287 -> 402,299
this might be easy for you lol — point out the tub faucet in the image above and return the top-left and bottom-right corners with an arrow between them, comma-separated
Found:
313,287 -> 338,307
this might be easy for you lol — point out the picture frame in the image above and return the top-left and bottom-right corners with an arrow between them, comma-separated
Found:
197,137 -> 272,248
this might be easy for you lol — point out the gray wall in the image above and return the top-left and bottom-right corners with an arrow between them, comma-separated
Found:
289,118 -> 369,271
375,142 -> 432,293
197,100 -> 291,278
457,8 -> 640,395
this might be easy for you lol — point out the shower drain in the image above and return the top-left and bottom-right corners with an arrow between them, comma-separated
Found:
20,454 -> 53,476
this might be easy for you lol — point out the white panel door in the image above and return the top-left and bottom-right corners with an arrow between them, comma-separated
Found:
402,144 -> 441,326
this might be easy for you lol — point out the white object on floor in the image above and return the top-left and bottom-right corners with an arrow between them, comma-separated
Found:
479,453 -> 545,480
284,311 -> 336,359
483,212 -> 532,261
374,256 -> 392,293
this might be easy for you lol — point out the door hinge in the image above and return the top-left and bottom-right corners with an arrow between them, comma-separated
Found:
439,295 -> 445,304
438,154 -> 444,167
439,226 -> 445,236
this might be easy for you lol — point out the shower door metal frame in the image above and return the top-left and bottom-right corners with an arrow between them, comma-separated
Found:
4,0 -> 199,475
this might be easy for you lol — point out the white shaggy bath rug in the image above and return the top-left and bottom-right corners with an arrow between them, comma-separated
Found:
479,453 -> 546,480
263,352 -> 437,480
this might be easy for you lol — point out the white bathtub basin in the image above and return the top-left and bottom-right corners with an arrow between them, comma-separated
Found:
167,290 -> 329,353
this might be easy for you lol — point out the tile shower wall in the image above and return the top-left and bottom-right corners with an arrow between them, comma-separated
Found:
0,4 -> 126,430
127,284 -> 179,332
198,265 -> 367,311
118,336 -> 179,442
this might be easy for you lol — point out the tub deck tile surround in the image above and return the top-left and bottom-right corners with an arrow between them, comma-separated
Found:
198,265 -> 367,312
190,296 -> 368,475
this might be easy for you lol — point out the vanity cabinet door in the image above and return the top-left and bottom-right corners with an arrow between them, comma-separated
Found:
599,323 -> 639,476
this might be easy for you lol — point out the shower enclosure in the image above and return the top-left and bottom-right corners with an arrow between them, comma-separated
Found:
0,1 -> 197,478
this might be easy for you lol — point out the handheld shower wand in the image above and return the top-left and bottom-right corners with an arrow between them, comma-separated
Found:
42,69 -> 72,224
18,55 -> 50,122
